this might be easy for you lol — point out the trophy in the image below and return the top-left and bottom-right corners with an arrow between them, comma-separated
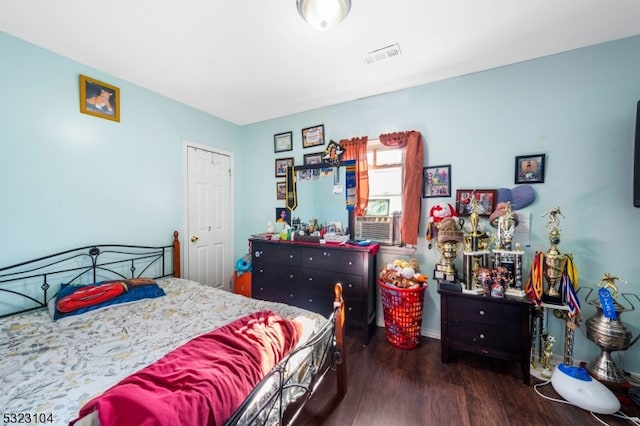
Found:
490,202 -> 525,296
434,217 -> 463,282
462,197 -> 491,292
542,206 -> 568,305
583,273 -> 639,384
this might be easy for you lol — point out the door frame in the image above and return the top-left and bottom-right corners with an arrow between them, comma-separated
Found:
182,139 -> 235,289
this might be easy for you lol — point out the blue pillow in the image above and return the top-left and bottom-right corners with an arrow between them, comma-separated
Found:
52,279 -> 165,321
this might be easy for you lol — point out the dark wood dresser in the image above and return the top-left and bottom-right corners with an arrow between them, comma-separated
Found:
250,238 -> 377,344
438,288 -> 533,385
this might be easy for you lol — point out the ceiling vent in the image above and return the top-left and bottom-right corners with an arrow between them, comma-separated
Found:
364,43 -> 402,64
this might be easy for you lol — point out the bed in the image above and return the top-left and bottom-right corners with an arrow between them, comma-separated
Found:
0,231 -> 346,426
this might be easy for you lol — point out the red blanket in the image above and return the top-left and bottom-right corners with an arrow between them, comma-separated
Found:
70,311 -> 303,426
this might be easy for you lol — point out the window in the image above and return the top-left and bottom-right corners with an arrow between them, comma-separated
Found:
366,139 -> 403,215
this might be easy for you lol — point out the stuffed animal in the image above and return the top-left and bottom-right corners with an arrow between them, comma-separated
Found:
379,258 -> 427,288
426,203 -> 458,248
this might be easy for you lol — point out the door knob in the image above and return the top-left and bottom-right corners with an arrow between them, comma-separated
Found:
191,235 -> 199,242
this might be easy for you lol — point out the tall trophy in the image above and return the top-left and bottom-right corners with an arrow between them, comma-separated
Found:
434,217 -> 463,283
490,202 -> 525,297
542,206 -> 568,305
583,273 -> 639,384
462,197 -> 492,293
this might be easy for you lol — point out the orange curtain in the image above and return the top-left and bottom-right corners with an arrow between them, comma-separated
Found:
379,131 -> 424,245
341,136 -> 369,217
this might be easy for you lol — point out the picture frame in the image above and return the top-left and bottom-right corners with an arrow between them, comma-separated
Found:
455,189 -> 497,217
514,154 -> 546,185
301,124 -> 325,148
79,74 -> 120,122
273,131 -> 293,153
275,157 -> 294,178
515,154 -> 546,184
275,207 -> 290,225
276,182 -> 286,200
423,164 -> 451,198
365,199 -> 390,216
303,151 -> 324,165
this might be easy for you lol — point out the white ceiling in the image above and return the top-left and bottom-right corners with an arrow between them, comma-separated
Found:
2,1 -> 640,125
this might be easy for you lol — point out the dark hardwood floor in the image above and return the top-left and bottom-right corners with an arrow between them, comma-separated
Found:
292,327 -> 640,426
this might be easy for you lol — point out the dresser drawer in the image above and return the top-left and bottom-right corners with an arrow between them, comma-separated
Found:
301,247 -> 363,273
252,243 -> 301,266
252,261 -> 301,286
302,269 -> 363,294
252,283 -> 301,306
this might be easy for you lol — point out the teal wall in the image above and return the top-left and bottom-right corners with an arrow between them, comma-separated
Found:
2,30 -> 640,374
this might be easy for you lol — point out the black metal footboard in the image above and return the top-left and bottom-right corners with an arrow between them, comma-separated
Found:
225,284 -> 347,426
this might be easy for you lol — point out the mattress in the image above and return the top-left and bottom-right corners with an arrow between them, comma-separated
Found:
0,278 -> 325,425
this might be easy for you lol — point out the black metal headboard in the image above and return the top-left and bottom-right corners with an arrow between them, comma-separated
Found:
0,231 -> 181,318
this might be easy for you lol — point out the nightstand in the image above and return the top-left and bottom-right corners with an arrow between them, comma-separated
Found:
438,289 -> 533,385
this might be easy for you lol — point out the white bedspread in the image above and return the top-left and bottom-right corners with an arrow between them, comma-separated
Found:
0,278 -> 325,425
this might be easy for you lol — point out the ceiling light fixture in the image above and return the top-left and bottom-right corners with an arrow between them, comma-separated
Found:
297,0 -> 351,31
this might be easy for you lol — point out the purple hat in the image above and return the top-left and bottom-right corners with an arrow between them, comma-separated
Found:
496,185 -> 535,210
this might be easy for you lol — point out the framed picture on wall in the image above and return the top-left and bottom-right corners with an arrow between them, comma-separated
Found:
275,157 -> 294,177
515,154 -> 546,184
423,164 -> 451,198
276,182 -> 286,200
455,189 -> 497,217
274,131 -> 293,153
79,74 -> 120,122
303,152 -> 324,165
301,124 -> 325,148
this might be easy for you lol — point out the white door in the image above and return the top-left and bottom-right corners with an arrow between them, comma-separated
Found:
185,143 -> 233,289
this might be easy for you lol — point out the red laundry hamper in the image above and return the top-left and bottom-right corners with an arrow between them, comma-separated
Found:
378,279 -> 426,349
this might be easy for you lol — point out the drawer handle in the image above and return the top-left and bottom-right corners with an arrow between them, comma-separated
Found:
324,252 -> 330,256
348,283 -> 353,288
289,254 -> 294,259
308,277 -> 313,281
348,307 -> 352,311
289,294 -> 294,298
255,251 -> 262,258
289,274 -> 294,278
259,268 -> 264,273
308,257 -> 313,261
479,310 -> 485,316
479,334 -> 485,339
348,261 -> 353,265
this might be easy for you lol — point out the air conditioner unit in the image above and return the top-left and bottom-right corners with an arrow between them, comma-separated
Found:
355,216 -> 393,245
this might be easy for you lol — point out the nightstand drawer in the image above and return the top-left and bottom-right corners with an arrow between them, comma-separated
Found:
448,295 -> 522,325
448,322 -> 521,354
